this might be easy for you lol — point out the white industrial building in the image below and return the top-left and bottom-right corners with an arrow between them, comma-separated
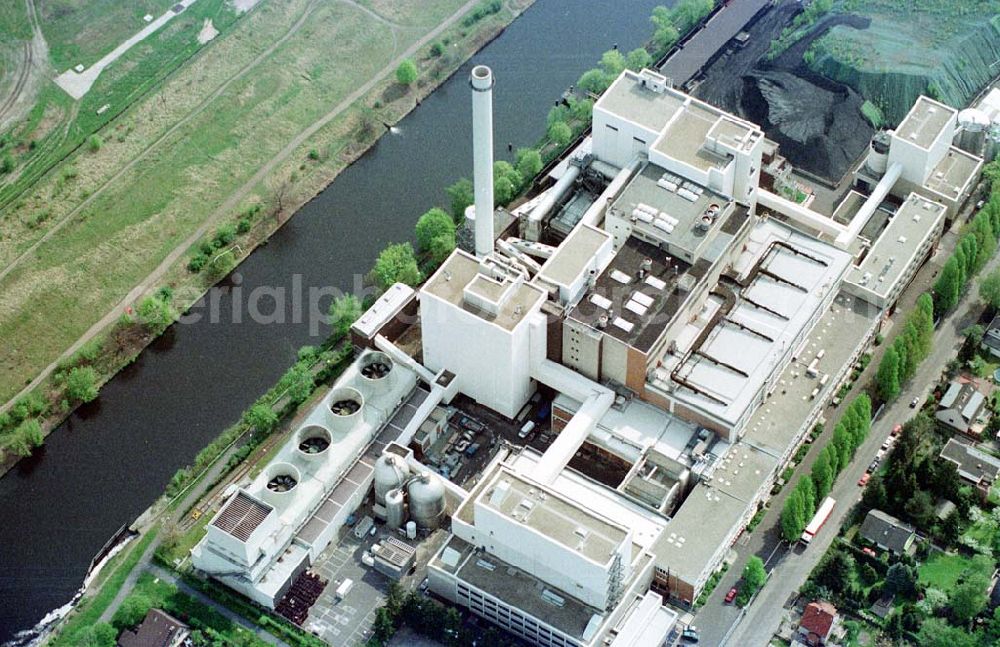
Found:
191,350 -> 423,607
194,63 -> 983,643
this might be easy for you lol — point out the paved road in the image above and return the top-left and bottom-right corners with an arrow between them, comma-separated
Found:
720,224 -> 1000,646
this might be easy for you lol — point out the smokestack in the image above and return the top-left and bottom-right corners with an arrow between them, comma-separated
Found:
471,65 -> 495,258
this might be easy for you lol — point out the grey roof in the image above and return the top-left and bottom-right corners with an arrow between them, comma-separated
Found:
940,438 -> 1000,485
212,491 -> 273,543
935,381 -> 987,432
895,96 -> 955,150
859,509 -> 915,554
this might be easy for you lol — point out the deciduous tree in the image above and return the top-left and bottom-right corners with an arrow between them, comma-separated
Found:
395,59 -> 418,86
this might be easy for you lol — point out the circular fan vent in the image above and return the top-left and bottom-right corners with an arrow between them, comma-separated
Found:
299,435 -> 329,454
330,398 -> 361,416
266,473 -> 297,492
361,360 -> 392,380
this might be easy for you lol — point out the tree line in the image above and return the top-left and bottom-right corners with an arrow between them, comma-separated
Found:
874,293 -> 935,401
780,395 -> 872,542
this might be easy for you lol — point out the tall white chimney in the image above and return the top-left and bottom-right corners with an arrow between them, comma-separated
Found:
471,64 -> 495,258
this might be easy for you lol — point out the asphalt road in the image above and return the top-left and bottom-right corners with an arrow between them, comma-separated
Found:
711,223 -> 1000,646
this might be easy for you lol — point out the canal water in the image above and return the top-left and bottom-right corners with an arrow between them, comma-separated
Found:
0,0 -> 662,640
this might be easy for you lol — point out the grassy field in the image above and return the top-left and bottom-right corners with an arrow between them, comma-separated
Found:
917,552 -> 990,594
37,0 -> 183,71
0,0 -> 523,405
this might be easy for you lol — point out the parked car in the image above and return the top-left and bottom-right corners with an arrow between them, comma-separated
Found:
858,472 -> 871,487
891,423 -> 902,437
724,587 -> 738,604
868,459 -> 879,472
862,547 -> 877,557
519,421 -> 535,439
910,396 -> 920,408
681,627 -> 700,644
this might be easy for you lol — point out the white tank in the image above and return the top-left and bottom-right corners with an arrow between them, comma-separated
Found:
260,462 -> 300,510
866,131 -> 889,176
385,488 -> 407,530
373,454 -> 410,505
407,471 -> 446,530
326,386 -> 364,434
406,520 -> 417,540
358,351 -> 395,397
294,424 -> 332,464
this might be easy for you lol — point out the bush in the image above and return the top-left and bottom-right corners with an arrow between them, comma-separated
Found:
236,217 -> 252,234
213,223 -> 236,247
0,153 -> 14,174
187,253 -> 208,273
88,134 -> 103,152
430,42 -> 444,57
65,366 -> 99,403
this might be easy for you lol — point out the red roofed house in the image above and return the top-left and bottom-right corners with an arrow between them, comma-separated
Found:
796,600 -> 838,646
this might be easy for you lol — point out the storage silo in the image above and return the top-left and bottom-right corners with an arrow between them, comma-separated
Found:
865,131 -> 890,177
958,108 -> 990,155
407,471 -> 446,530
385,488 -> 407,530
405,520 -> 417,540
373,454 -> 410,506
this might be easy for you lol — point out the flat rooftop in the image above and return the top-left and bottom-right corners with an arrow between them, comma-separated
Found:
423,250 -> 545,331
434,535 -> 602,640
568,235 -> 697,353
597,71 -> 686,133
895,96 -> 956,150
658,220 -> 853,427
846,193 -> 947,299
652,481 -> 745,584
702,442 -> 777,504
654,106 -> 733,173
924,146 -> 981,200
742,291 -> 878,458
481,467 -> 627,564
537,224 -> 611,287
609,163 -> 741,260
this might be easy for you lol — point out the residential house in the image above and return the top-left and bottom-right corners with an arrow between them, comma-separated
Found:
940,437 -> 1000,500
117,609 -> 189,647
935,379 -> 988,437
982,313 -> 1000,359
796,600 -> 838,646
859,509 -> 916,555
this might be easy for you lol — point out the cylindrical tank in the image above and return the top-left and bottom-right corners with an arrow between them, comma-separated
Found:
958,108 -> 990,154
406,520 -> 417,540
866,131 -> 889,176
260,462 -> 300,510
294,424 -> 332,464
326,386 -> 364,434
407,471 -> 446,530
359,351 -> 395,397
373,455 -> 410,505
385,488 -> 407,530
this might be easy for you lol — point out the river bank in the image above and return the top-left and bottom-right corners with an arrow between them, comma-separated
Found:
0,0 -> 536,477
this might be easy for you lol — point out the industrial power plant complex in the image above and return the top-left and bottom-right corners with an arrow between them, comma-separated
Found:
191,63 -> 985,647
